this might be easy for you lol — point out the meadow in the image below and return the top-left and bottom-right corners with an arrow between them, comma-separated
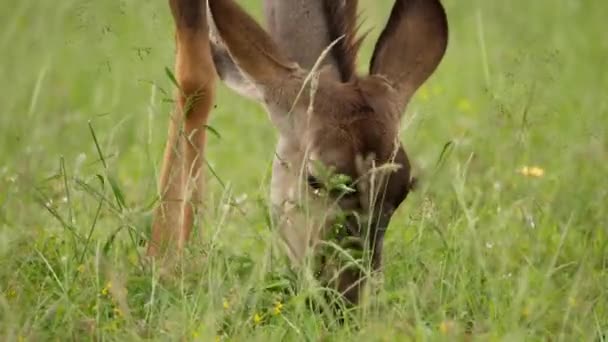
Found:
0,0 -> 607,340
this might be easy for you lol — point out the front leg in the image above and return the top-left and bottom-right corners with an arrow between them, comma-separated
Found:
147,0 -> 216,257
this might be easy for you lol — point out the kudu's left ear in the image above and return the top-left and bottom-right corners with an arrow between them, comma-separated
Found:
369,0 -> 448,112
207,0 -> 302,96
210,40 -> 262,100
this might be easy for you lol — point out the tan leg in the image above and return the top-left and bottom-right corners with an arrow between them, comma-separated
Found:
148,0 -> 216,257
148,112 -> 185,256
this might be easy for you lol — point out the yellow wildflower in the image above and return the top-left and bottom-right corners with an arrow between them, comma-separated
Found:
128,252 -> 139,265
439,320 -> 454,335
253,313 -> 262,325
77,264 -> 85,273
419,86 -> 430,102
273,301 -> 283,316
522,305 -> 531,318
215,335 -> 221,342
222,298 -> 230,310
518,166 -> 545,178
101,282 -> 112,296
457,98 -> 473,113
432,84 -> 444,96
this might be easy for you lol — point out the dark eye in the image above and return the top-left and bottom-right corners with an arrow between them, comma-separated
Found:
307,175 -> 323,190
307,174 -> 358,198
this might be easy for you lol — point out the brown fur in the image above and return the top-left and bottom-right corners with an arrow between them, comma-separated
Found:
147,0 -> 216,257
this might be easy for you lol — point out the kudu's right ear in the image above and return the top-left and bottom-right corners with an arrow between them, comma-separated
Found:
207,0 -> 303,101
370,0 -> 448,111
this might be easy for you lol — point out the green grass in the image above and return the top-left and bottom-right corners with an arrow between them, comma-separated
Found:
1,0 -> 607,340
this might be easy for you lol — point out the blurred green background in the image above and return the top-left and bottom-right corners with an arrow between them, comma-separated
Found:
0,0 -> 606,340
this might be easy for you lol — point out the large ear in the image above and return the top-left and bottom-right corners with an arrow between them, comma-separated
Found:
210,38 -> 262,100
369,0 -> 448,108
207,0 -> 302,94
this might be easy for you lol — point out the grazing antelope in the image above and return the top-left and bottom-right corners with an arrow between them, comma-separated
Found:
209,0 -> 448,303
147,0 -> 216,257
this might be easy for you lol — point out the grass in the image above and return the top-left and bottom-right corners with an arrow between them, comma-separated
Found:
0,0 -> 607,340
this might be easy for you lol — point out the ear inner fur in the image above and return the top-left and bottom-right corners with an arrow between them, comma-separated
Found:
369,0 -> 448,112
207,0 -> 298,86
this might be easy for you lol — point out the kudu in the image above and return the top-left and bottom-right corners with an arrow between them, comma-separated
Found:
209,0 -> 448,303
152,0 -> 447,302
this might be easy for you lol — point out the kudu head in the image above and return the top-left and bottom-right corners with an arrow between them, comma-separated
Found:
208,0 -> 448,303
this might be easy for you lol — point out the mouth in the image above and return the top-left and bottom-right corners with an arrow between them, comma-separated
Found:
315,215 -> 387,305
340,213 -> 388,270
370,227 -> 386,270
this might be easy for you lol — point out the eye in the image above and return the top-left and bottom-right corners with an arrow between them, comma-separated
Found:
307,175 -> 323,190
307,173 -> 359,199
